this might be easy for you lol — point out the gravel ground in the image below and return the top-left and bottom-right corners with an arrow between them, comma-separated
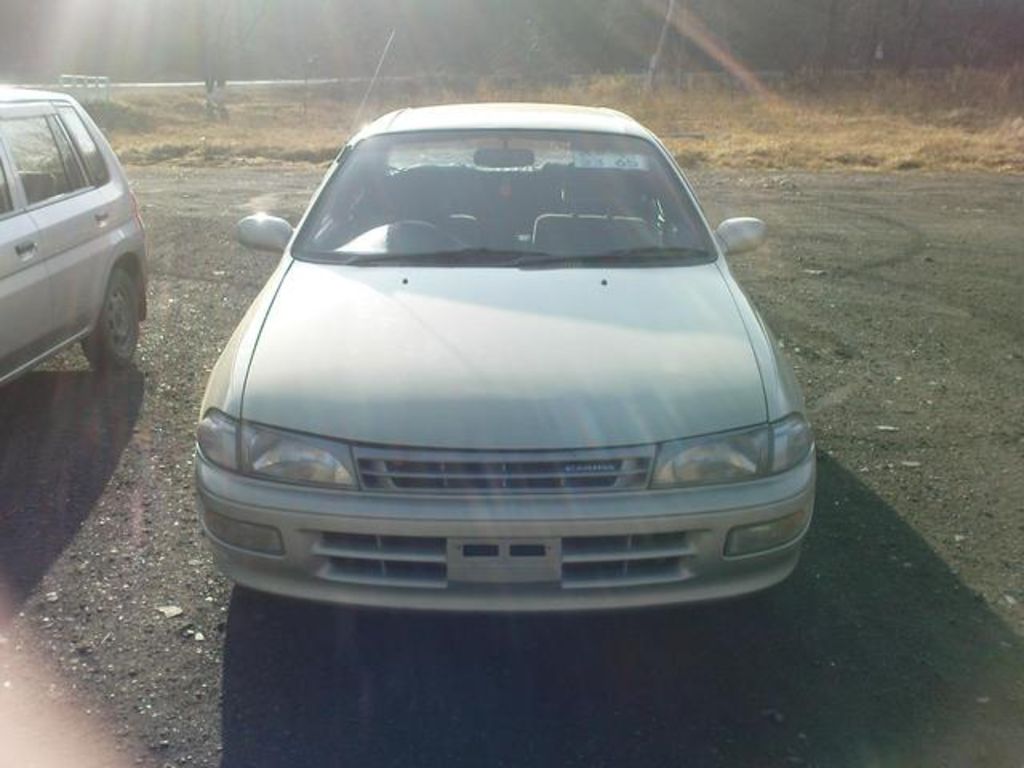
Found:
1,166 -> 1022,767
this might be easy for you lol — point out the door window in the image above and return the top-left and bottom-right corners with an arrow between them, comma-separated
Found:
57,106 -> 110,186
48,116 -> 88,191
0,159 -> 12,215
0,116 -> 74,205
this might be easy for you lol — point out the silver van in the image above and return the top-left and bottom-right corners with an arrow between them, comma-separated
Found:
0,88 -> 146,384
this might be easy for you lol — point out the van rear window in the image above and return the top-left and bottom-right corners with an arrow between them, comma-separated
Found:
57,106 -> 110,186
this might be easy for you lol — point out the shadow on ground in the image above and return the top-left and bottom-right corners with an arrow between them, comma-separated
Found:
220,456 -> 1024,768
0,369 -> 143,606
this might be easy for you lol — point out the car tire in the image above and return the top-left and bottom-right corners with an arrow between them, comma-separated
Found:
83,267 -> 140,371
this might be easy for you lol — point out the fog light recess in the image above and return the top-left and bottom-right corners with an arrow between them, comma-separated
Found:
725,507 -> 810,557
203,507 -> 284,555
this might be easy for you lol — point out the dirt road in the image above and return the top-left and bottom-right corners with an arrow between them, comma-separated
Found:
1,166 -> 1022,767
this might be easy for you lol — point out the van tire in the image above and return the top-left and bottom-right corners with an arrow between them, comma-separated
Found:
83,267 -> 140,370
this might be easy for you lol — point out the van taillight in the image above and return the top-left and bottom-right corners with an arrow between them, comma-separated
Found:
130,190 -> 142,226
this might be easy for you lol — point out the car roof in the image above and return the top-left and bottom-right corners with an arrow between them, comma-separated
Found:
353,103 -> 653,143
0,86 -> 76,105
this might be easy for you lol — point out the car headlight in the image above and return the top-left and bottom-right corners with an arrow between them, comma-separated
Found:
196,409 -> 240,470
770,413 -> 814,473
651,414 -> 812,489
196,410 -> 357,489
241,422 -> 357,488
651,424 -> 771,488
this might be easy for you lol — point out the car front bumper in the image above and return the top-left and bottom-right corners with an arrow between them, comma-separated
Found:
195,452 -> 815,612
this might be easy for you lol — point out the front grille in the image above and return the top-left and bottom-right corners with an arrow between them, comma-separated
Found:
314,532 -> 447,589
355,445 -> 654,494
562,531 -> 695,589
312,529 -> 696,591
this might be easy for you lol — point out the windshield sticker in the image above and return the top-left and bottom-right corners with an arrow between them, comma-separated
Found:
572,151 -> 650,170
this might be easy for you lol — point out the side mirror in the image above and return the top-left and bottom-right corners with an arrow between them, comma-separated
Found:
237,214 -> 294,253
715,217 -> 766,255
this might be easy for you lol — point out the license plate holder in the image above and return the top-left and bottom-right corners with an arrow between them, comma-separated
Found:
447,538 -> 561,584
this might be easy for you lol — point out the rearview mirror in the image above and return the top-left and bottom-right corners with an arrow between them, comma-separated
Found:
474,147 -> 535,168
715,217 -> 766,255
237,214 -> 294,253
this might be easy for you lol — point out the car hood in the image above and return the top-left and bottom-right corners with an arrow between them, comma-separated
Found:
241,260 -> 767,450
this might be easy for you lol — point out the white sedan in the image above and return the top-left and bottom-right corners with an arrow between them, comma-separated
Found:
195,103 -> 815,611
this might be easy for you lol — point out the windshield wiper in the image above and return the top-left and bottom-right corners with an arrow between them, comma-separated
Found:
338,248 -> 544,267
513,246 -> 712,269
311,246 -> 711,268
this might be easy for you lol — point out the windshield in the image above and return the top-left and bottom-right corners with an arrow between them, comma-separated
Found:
294,130 -> 714,266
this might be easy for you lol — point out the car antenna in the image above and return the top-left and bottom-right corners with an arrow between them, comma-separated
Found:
351,28 -> 396,133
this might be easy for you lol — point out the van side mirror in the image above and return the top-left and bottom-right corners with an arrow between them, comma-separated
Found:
237,214 -> 294,253
715,217 -> 766,255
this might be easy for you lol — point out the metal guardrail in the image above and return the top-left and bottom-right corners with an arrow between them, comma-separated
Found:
7,66 -> 970,101
57,74 -> 111,102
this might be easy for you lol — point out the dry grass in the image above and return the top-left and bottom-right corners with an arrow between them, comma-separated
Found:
95,69 -> 1024,173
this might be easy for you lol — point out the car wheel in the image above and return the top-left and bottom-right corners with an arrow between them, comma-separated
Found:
83,267 -> 140,370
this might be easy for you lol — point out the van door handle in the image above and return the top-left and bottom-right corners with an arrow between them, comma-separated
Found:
15,241 -> 37,257
94,211 -> 110,224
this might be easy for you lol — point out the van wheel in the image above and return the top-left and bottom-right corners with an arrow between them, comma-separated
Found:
83,267 -> 140,370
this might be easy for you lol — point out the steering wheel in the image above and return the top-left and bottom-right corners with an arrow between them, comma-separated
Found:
386,220 -> 467,251
335,219 -> 467,255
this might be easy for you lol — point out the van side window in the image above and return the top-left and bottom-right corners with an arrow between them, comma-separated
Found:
0,159 -> 12,215
57,106 -> 110,186
0,117 -> 73,205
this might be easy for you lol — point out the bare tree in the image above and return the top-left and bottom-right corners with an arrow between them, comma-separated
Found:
897,0 -> 930,75
822,0 -> 845,74
645,0 -> 676,91
864,0 -> 885,70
